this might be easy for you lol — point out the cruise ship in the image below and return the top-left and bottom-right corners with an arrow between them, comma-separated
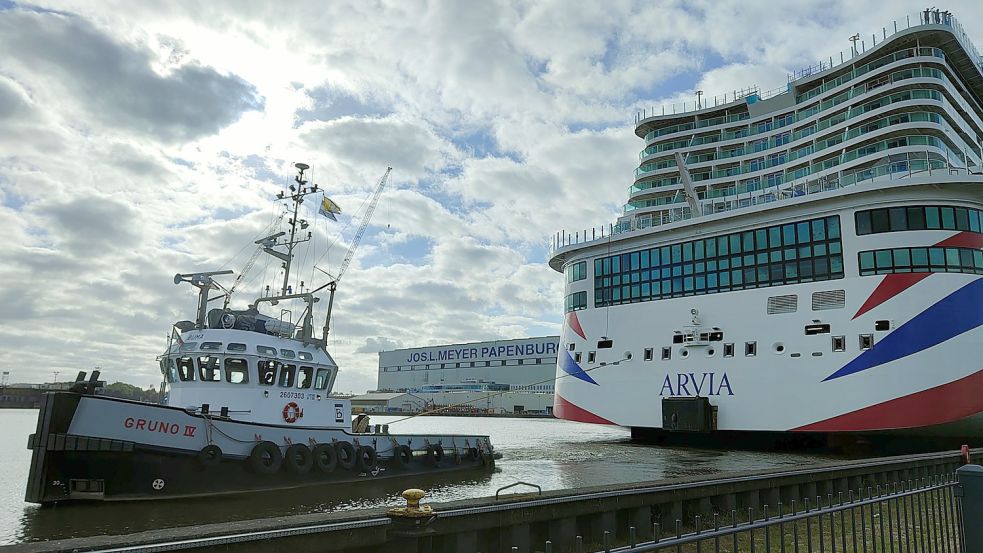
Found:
549,10 -> 983,448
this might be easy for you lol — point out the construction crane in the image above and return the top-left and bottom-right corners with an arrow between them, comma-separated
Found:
314,167 -> 392,338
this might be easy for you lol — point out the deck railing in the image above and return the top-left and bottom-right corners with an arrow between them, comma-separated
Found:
634,9 -> 983,124
549,157 -> 978,256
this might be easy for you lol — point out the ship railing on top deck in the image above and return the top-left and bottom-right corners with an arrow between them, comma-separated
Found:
549,157 -> 979,256
633,9 -> 983,126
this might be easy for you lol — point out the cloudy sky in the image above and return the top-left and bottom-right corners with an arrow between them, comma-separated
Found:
1,0 -> 981,394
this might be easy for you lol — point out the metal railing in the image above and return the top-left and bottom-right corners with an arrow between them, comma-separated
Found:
516,476 -> 962,553
634,9 -> 983,124
549,157 -> 979,256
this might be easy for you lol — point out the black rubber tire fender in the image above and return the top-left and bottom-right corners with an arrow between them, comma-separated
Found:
247,441 -> 282,474
423,444 -> 437,467
312,443 -> 337,473
284,443 -> 313,475
468,447 -> 480,461
393,444 -> 411,468
356,445 -> 378,472
433,444 -> 444,463
335,441 -> 357,470
196,444 -> 222,469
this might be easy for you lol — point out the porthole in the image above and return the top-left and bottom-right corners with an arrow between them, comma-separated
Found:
680,349 -> 690,358
706,348 -> 715,357
773,342 -> 786,354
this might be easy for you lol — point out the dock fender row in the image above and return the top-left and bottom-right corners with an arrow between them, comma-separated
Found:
312,443 -> 337,473
356,445 -> 377,472
196,444 -> 222,469
335,441 -> 356,470
393,444 -> 412,468
284,443 -> 313,475
248,441 -> 282,474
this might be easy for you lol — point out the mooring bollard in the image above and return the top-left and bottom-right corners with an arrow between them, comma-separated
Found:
386,488 -> 437,545
956,464 -> 983,551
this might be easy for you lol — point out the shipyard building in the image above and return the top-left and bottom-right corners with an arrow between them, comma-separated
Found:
360,336 -> 559,415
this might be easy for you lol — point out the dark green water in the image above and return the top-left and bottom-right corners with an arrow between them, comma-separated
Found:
0,409 -> 837,545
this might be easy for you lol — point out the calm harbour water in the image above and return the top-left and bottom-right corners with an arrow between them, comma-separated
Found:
0,409 -> 839,545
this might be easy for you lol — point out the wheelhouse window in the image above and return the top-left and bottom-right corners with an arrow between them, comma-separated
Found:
177,356 -> 195,381
280,349 -> 296,359
225,358 -> 249,384
298,351 -> 314,361
197,356 -> 221,382
278,364 -> 297,387
297,366 -> 314,389
856,205 -> 983,235
257,345 -> 277,356
314,368 -> 331,390
161,358 -> 178,383
179,342 -> 198,352
258,360 -> 280,386
200,342 -> 222,351
227,343 -> 247,352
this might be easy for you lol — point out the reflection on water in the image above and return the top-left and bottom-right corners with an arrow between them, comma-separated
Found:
1,410 -> 837,544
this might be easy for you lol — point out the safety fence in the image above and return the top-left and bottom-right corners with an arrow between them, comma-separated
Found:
520,475 -> 960,552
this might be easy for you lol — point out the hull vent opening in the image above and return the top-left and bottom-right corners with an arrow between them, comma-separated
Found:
767,294 -> 798,314
662,397 -> 717,432
812,289 -> 846,311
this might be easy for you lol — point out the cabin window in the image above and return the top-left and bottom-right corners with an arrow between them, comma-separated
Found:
200,342 -> 222,351
314,368 -> 331,390
225,358 -> 249,384
298,351 -> 313,361
644,348 -> 654,361
832,336 -> 846,352
177,356 -> 196,381
258,360 -> 280,386
280,349 -> 296,359
179,342 -> 198,352
723,343 -> 735,357
574,352 -> 582,363
198,356 -> 221,382
227,343 -> 247,352
587,352 -> 596,363
278,364 -> 297,387
661,347 -> 671,360
859,334 -> 874,350
297,366 -> 314,389
257,345 -> 277,356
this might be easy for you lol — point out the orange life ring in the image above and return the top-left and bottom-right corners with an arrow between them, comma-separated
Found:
282,402 -> 303,423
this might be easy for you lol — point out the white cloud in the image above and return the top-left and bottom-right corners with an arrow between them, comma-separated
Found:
3,0 -> 982,392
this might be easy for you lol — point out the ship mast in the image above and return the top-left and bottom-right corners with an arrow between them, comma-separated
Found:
267,163 -> 317,296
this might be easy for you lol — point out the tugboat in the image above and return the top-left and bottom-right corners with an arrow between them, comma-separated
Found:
24,164 -> 495,504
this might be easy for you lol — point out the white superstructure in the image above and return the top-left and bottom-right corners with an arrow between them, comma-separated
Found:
548,10 -> 983,442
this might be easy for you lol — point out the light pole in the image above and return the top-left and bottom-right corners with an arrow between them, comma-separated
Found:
849,33 -> 860,57
696,90 -> 704,110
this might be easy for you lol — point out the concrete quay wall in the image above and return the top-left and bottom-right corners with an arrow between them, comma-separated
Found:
11,448 -> 979,553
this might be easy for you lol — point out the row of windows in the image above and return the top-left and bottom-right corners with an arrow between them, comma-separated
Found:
164,356 -> 331,390
179,341 -> 315,361
859,247 -> 983,276
593,217 -> 843,306
856,205 -> 983,235
381,357 -> 559,371
565,291 -> 588,313
565,261 -> 587,283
